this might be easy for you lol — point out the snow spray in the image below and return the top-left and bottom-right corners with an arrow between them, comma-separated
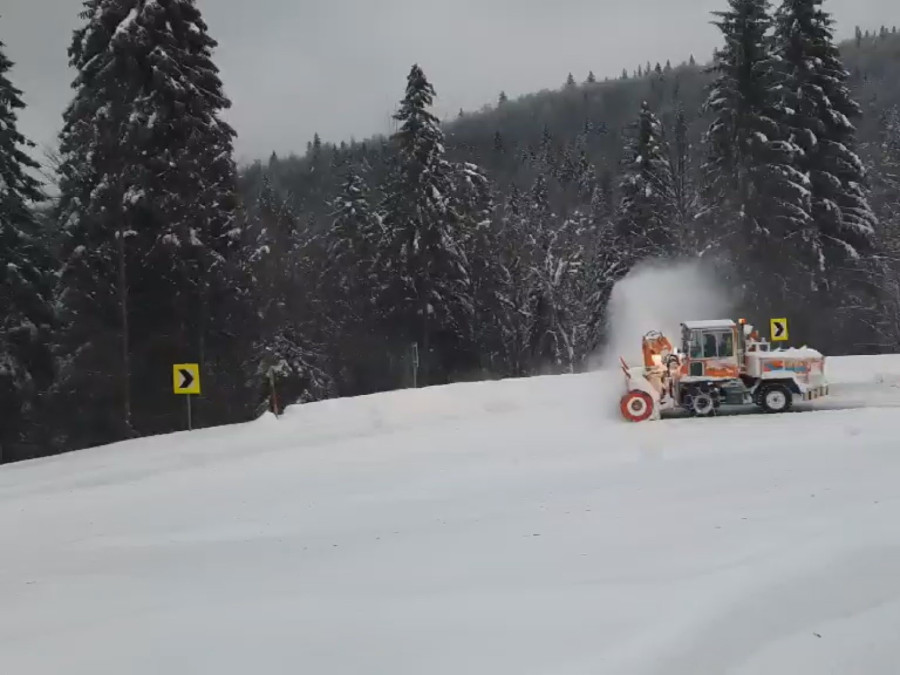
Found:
590,259 -> 735,418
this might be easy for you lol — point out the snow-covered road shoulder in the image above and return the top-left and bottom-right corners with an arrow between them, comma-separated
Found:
3,355 -> 900,674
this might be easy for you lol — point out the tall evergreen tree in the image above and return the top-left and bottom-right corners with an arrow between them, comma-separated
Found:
867,106 -> 900,347
54,0 -> 244,448
702,0 -> 814,321
376,64 -> 474,386
329,167 -> 381,300
453,161 -> 503,375
669,98 -> 702,252
774,0 -> 877,277
0,33 -> 54,462
616,101 -> 678,262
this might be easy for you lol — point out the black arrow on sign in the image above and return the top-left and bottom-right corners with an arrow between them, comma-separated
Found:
774,321 -> 785,338
179,368 -> 194,390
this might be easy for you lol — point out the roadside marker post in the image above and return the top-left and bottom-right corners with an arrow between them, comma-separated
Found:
173,363 -> 201,430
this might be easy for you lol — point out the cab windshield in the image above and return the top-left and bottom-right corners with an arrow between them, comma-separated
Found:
689,329 -> 733,358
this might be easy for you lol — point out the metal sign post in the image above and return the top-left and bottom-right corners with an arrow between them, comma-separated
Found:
411,342 -> 419,388
173,363 -> 201,430
268,366 -> 279,416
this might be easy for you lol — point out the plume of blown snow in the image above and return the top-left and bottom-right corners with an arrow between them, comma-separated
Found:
597,258 -> 734,370
588,258 -> 733,421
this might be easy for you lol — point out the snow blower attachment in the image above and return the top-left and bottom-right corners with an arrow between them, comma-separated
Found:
619,319 -> 828,422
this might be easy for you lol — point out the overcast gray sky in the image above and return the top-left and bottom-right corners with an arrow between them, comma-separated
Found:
2,0 -> 893,166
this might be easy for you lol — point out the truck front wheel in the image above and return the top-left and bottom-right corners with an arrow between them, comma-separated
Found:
757,384 -> 793,414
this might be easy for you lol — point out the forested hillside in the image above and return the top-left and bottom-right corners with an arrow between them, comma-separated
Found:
239,20 -> 900,379
1,0 -> 899,463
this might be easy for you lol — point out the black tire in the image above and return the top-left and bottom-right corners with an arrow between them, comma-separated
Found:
683,383 -> 718,417
757,384 -> 793,414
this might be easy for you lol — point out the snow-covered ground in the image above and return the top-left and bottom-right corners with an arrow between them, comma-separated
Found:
3,354 -> 900,674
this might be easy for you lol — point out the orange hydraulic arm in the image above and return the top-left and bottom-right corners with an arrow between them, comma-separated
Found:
641,331 -> 674,368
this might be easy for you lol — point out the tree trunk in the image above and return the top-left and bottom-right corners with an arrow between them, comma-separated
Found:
116,225 -> 133,436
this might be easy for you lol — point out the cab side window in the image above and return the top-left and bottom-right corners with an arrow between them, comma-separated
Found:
703,333 -> 717,357
689,331 -> 703,358
718,331 -> 734,357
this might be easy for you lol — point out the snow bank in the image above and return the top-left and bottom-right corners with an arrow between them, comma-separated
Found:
826,353 -> 900,385
4,354 -> 900,674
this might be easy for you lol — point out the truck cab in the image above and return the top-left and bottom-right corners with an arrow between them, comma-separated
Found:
680,320 -> 741,379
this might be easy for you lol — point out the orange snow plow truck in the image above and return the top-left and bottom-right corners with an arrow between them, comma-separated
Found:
619,319 -> 828,422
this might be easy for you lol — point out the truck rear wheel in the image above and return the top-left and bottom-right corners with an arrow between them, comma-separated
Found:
757,384 -> 793,413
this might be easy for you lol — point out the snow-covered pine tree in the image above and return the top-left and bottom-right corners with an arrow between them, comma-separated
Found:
702,0 -> 814,322
575,144 -> 600,207
577,218 -> 631,363
880,107 -> 900,221
521,174 -> 586,373
493,130 -> 505,155
54,0 -> 244,447
322,165 -> 387,392
239,174 -> 332,410
867,106 -> 900,348
328,167 -> 381,300
491,185 -> 533,376
0,34 -> 54,462
376,64 -> 473,386
246,175 -> 299,324
774,0 -> 878,277
586,71 -> 597,84
616,101 -> 679,263
669,98 -> 702,252
451,160 -> 503,375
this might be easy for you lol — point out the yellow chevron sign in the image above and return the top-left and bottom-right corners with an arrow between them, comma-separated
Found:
173,363 -> 200,395
770,318 -> 788,342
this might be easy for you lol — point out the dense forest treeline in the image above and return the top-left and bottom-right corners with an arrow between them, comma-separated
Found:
1,1 -> 899,463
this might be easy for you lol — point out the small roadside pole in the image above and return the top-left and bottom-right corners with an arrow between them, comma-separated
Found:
268,366 -> 279,416
173,363 -> 201,430
411,342 -> 419,388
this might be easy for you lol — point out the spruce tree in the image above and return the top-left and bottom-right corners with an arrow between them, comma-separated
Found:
54,0 -> 243,447
616,101 -> 678,262
0,34 -> 54,462
670,98 -> 701,251
376,64 -> 473,386
453,161 -> 501,375
869,106 -> 900,347
774,0 -> 877,277
493,186 -> 533,375
520,175 -> 585,373
702,0 -> 814,319
329,167 -> 381,300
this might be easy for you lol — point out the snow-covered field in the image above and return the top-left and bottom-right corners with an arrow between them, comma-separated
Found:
3,354 -> 900,674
